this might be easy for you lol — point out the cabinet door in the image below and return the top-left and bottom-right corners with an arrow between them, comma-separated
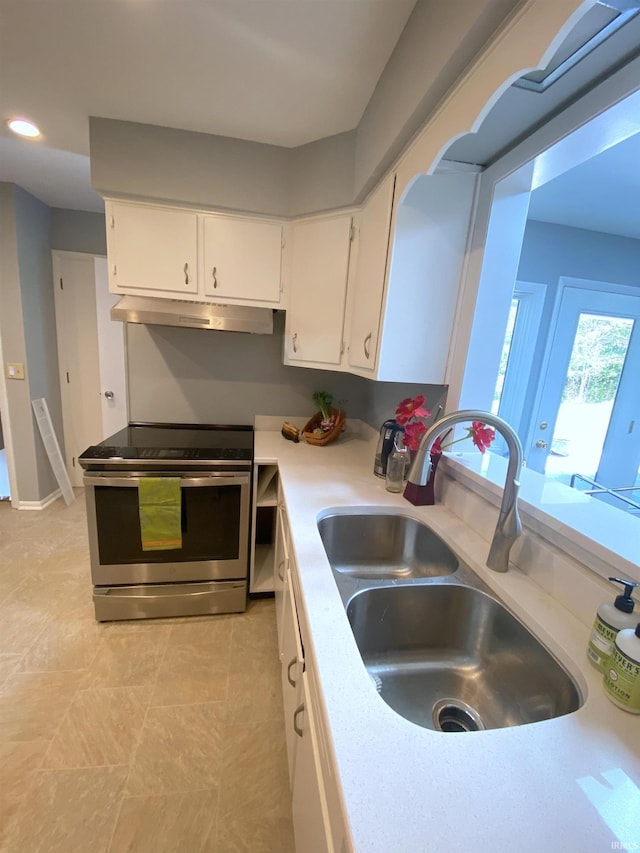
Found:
281,569 -> 304,787
347,174 -> 396,371
273,502 -> 290,661
106,201 -> 198,295
202,216 -> 283,304
285,214 -> 352,367
292,671 -> 334,853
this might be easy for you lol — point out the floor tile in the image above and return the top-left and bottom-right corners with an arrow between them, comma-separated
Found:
216,721 -> 294,851
215,814 -> 295,853
226,655 -> 283,724
151,641 -> 230,706
0,671 -> 84,742
18,616 -> 102,673
0,498 -> 294,852
109,790 -> 218,853
0,740 -> 50,845
89,633 -> 169,688
218,720 -> 290,818
0,604 -> 50,656
0,654 -> 22,687
168,614 -> 235,645
0,765 -> 128,853
43,687 -> 149,769
126,702 -> 226,796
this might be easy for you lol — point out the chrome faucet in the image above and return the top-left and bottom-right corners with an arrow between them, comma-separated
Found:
404,410 -> 523,573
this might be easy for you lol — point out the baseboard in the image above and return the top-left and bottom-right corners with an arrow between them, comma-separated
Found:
16,488 -> 62,510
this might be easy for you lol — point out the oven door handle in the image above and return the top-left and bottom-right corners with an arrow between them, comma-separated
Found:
82,474 -> 250,488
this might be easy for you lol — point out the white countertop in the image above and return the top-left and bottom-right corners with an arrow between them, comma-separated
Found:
255,427 -> 640,853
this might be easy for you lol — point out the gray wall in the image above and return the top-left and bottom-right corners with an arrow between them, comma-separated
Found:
51,208 -> 107,255
89,0 -> 522,216
90,119 -> 291,217
126,310 -> 444,429
519,220 -> 640,287
0,183 -> 62,502
353,0 -> 523,195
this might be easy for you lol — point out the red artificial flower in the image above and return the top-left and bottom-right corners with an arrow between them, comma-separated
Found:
395,395 -> 430,426
468,421 -> 495,454
403,421 -> 427,451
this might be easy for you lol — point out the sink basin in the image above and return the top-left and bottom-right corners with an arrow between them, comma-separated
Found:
318,513 -> 458,580
346,584 -> 582,731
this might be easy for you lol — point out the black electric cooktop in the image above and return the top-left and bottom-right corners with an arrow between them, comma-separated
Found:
79,422 -> 254,466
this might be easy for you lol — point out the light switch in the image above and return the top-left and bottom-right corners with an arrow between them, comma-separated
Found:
6,362 -> 25,380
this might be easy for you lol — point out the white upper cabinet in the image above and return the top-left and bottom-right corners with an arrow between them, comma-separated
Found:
346,174 -> 396,372
342,170 -> 478,384
106,201 -> 198,295
202,215 -> 283,306
375,170 -> 479,384
104,199 -> 286,307
284,213 -> 353,368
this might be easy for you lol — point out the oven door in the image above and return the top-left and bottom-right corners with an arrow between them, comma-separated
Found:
83,471 -> 251,585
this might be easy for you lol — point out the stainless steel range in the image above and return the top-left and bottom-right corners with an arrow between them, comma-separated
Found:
79,422 -> 253,621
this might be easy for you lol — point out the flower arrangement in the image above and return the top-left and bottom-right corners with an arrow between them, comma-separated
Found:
395,395 -> 496,455
432,421 -> 496,457
394,395 -> 431,451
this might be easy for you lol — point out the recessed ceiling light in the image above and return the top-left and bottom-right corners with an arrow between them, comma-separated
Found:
7,118 -> 41,138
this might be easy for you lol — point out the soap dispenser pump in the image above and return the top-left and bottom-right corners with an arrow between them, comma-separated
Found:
587,577 -> 638,671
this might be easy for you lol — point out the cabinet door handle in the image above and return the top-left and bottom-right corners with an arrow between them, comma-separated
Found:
293,702 -> 305,737
212,266 -> 217,288
292,333 -> 298,353
364,332 -> 372,360
287,656 -> 298,688
277,559 -> 285,582
184,263 -> 189,285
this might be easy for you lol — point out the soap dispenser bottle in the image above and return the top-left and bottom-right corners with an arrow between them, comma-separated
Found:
603,621 -> 640,714
587,577 -> 638,671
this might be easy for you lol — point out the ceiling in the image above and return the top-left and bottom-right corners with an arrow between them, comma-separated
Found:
1,0 -> 640,240
0,0 -> 417,212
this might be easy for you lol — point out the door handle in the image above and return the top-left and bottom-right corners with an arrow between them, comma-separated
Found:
212,266 -> 217,288
287,656 -> 298,688
184,262 -> 189,285
364,332 -> 372,360
293,702 -> 305,737
104,391 -> 114,400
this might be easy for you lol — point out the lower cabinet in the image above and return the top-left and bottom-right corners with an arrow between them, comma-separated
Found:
275,509 -> 347,853
291,670 -> 335,853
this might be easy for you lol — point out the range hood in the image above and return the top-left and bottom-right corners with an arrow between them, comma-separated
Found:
110,295 -> 273,334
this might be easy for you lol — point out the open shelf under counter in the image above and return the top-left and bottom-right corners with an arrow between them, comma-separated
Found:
250,463 -> 279,594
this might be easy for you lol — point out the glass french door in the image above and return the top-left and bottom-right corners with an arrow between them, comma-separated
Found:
528,285 -> 640,508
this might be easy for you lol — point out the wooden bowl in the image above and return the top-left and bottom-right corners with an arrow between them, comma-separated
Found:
302,408 -> 346,446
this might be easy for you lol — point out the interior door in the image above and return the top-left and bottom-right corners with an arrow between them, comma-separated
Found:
52,252 -> 128,486
528,284 -> 640,504
94,257 -> 128,436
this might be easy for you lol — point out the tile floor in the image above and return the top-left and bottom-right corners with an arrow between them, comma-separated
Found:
0,492 -> 295,852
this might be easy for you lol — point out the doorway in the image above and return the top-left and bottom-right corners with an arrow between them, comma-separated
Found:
526,282 -> 640,507
52,252 -> 128,487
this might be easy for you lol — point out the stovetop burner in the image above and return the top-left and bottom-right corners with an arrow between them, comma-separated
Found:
79,422 -> 254,468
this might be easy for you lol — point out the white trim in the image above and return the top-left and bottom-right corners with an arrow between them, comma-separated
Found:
16,488 -> 63,510
0,321 -> 19,508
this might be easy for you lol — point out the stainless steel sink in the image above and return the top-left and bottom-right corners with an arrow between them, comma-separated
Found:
318,513 -> 458,580
346,584 -> 582,732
